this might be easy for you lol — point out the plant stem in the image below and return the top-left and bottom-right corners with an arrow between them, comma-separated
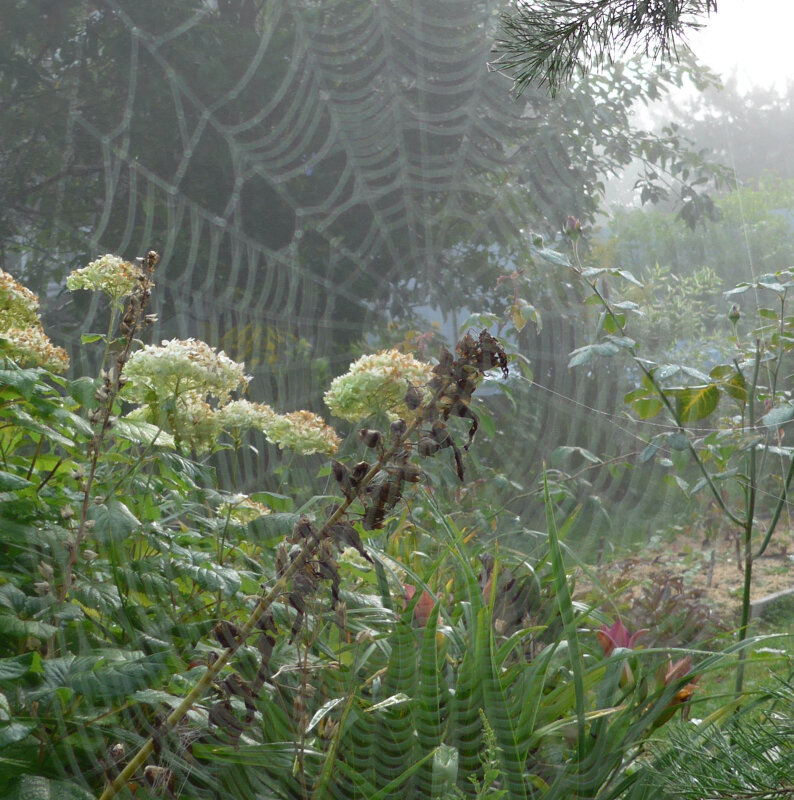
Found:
735,344 -> 761,697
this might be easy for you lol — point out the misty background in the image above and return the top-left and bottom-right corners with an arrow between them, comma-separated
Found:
5,0 -> 794,555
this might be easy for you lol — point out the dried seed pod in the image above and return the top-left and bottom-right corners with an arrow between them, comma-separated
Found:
404,383 -> 421,410
396,463 -> 423,483
212,621 -> 240,649
292,514 -> 316,544
358,428 -> 382,449
389,418 -> 407,441
417,436 -> 441,456
143,765 -> 174,793
330,458 -> 357,499
350,461 -> 369,486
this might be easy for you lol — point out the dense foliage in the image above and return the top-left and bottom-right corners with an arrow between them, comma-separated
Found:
0,254 -> 738,799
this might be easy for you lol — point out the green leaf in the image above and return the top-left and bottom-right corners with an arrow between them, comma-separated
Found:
67,377 -> 98,408
0,368 -> 38,399
552,446 -> 602,464
0,655 -> 37,682
628,397 -> 663,419
724,283 -> 750,297
531,245 -> 570,266
112,418 -> 175,448
612,268 -> 644,287
761,404 -> 794,428
568,342 -> 620,367
80,333 -> 104,344
250,491 -> 294,513
0,471 -> 31,491
670,384 -> 720,422
88,500 -> 140,544
7,776 -> 95,800
640,441 -> 659,463
179,561 -> 241,597
667,432 -> 689,451
0,721 -> 36,749
0,614 -> 58,640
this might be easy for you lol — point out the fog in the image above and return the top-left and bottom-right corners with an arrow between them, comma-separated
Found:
3,1 -> 794,796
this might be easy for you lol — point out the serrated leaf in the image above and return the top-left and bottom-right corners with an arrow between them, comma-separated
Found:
178,561 -> 241,596
88,500 -> 140,543
605,335 -> 635,349
113,418 -> 175,448
0,368 -> 38,398
0,614 -> 57,640
0,721 -> 36,749
612,300 -> 640,312
0,655 -> 36,682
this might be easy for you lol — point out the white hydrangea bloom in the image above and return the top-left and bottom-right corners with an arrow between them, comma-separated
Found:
126,392 -> 223,454
0,325 -> 70,373
265,409 -> 340,455
0,270 -> 40,328
216,398 -> 277,437
66,254 -> 145,302
217,494 -> 272,525
324,349 -> 432,421
123,338 -> 250,404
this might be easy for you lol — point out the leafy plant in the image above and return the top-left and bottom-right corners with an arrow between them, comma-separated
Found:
534,223 -> 794,697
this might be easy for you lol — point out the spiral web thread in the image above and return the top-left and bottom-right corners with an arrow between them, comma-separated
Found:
12,2 -> 756,544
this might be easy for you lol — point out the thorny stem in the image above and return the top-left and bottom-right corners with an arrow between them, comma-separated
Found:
97,410 -> 426,800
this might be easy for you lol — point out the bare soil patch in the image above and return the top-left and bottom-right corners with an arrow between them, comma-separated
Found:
587,526 -> 794,623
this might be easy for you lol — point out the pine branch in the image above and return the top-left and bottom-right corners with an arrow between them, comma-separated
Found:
492,0 -> 718,96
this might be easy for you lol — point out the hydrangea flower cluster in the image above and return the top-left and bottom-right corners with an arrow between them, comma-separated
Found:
216,398 -> 277,439
217,494 -> 272,525
123,338 -> 251,404
66,254 -> 145,302
265,409 -> 341,455
0,326 -> 70,373
323,348 -> 432,421
0,270 -> 40,328
0,270 -> 69,373
122,337 -> 339,456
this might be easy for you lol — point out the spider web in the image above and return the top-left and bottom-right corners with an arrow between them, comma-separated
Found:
8,0 -> 704,535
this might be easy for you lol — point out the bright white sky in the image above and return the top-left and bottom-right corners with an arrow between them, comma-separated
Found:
686,0 -> 794,93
